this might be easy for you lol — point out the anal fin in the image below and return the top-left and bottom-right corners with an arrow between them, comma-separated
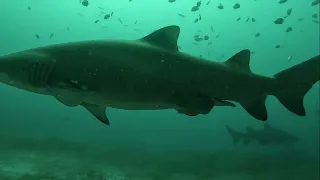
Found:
82,102 -> 110,125
239,95 -> 268,121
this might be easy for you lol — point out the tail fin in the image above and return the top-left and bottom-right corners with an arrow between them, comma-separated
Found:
273,55 -> 320,116
226,126 -> 244,145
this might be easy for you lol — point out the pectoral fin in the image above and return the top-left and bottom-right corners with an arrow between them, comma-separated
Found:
81,102 -> 110,125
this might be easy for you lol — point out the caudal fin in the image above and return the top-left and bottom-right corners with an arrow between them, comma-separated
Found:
273,55 -> 320,116
226,126 -> 244,145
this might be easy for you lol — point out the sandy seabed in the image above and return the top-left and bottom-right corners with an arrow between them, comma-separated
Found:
0,134 -> 319,180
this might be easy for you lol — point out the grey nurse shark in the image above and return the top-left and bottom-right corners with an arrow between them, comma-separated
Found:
226,124 -> 300,146
0,25 -> 319,126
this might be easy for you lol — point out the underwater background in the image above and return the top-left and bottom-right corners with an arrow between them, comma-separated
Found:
0,0 -> 319,180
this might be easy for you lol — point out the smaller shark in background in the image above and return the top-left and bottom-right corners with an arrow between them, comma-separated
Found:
226,124 -> 300,146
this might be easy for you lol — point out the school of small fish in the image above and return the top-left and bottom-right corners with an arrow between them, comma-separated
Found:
26,0 -> 319,63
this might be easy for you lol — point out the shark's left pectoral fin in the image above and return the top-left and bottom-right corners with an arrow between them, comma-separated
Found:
81,102 -> 110,125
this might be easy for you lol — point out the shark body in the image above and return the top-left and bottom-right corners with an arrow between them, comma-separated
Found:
0,25 -> 319,125
226,124 -> 300,146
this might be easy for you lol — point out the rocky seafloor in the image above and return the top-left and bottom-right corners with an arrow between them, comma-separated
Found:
0,134 -> 318,180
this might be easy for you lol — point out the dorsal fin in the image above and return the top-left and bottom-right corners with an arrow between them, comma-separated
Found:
225,49 -> 252,73
140,25 -> 180,51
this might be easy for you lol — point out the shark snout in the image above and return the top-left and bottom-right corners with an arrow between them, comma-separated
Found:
0,52 -> 55,94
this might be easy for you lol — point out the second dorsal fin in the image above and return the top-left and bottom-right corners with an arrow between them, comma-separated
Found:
225,49 -> 252,73
140,25 -> 180,51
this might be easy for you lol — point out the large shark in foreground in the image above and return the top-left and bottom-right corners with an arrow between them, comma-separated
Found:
226,124 -> 300,146
0,25 -> 319,125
